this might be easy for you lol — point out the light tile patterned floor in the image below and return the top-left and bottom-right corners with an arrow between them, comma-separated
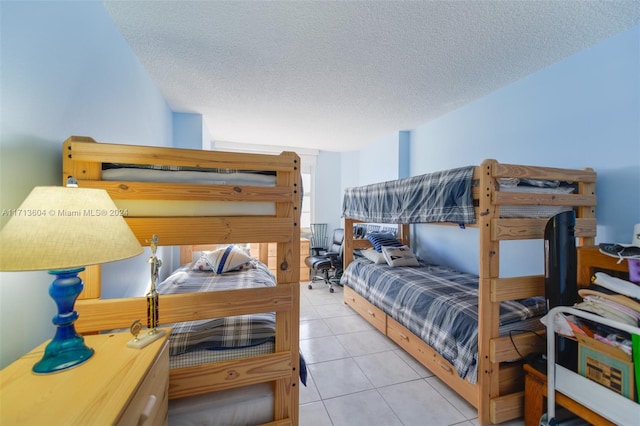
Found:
299,283 -> 526,426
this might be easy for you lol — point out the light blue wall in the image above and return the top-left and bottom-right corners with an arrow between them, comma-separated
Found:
0,1 -> 174,368
407,25 -> 639,276
398,131 -> 410,179
358,132 -> 401,185
174,112 -> 206,150
314,151 -> 343,233
337,132 -> 405,231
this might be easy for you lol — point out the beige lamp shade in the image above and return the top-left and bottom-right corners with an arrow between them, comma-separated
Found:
0,186 -> 143,271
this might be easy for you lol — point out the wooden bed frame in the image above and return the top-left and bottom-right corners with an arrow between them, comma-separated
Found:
342,159 -> 597,425
62,136 -> 302,425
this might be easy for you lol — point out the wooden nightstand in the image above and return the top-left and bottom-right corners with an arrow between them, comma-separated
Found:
250,239 -> 310,281
1,329 -> 169,425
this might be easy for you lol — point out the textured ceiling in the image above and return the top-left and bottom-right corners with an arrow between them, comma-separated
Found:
102,1 -> 639,152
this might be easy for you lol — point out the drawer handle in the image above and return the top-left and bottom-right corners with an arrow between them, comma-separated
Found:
399,333 -> 409,342
367,310 -> 376,317
138,395 -> 157,426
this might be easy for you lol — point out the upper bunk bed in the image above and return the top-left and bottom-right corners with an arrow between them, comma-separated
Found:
62,136 -> 302,425
340,159 -> 597,425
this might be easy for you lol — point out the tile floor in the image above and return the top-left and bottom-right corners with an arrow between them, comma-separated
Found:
298,283 -> 525,426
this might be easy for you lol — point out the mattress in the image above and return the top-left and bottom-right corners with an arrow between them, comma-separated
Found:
499,178 -> 575,218
340,258 -> 545,383
102,165 -> 277,217
168,382 -> 274,425
342,166 -> 476,224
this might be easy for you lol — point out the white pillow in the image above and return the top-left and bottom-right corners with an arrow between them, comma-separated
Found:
381,245 -> 419,267
193,245 -> 253,274
192,255 -> 212,271
360,248 -> 386,264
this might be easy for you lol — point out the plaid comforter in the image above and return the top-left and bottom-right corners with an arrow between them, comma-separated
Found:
157,261 -> 277,356
342,166 -> 476,224
340,258 -> 545,383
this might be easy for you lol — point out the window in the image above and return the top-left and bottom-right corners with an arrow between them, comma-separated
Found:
301,171 -> 311,230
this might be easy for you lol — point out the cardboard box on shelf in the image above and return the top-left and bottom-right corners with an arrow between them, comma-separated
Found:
577,334 -> 635,400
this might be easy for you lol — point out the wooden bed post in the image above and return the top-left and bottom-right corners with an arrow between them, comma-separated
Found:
343,218 -> 355,267
62,136 -> 103,300
576,168 -> 597,247
273,151 -> 301,425
477,159 -> 500,425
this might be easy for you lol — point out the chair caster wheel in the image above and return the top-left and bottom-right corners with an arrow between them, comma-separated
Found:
329,287 -> 334,293
308,284 -> 312,290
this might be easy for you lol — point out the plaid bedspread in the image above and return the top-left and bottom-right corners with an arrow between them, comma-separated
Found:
340,258 -> 545,383
341,166 -> 476,224
157,261 -> 277,356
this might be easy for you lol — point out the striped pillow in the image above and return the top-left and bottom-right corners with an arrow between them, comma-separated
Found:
366,232 -> 403,253
193,245 -> 253,274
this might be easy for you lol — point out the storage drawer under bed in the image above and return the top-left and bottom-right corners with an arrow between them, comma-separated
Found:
343,286 -> 386,333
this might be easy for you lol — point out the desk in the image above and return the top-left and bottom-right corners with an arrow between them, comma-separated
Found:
524,363 -> 615,426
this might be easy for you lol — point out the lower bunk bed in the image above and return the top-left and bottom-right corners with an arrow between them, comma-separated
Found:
158,245 -> 307,425
77,243 -> 303,425
341,159 -> 597,425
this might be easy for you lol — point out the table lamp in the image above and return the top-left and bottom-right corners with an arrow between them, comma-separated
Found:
0,183 -> 143,374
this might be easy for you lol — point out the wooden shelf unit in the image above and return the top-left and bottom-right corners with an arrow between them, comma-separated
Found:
252,238 -> 310,281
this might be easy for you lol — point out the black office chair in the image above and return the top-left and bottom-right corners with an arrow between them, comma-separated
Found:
305,228 -> 344,293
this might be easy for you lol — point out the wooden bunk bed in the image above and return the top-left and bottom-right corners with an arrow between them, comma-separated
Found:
341,159 -> 597,425
62,136 -> 302,425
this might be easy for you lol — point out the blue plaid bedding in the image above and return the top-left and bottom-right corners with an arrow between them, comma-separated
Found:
340,258 -> 545,383
342,166 -> 476,224
157,261 -> 277,356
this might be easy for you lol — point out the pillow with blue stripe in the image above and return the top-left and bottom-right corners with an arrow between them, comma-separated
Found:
366,232 -> 403,253
193,245 -> 253,274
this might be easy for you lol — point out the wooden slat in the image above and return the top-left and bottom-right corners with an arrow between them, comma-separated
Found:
76,286 -> 294,333
169,351 -> 293,398
493,191 -> 596,207
352,239 -> 371,249
65,136 -> 297,172
499,362 -> 525,395
78,265 -> 101,299
259,420 -> 292,426
491,218 -> 596,241
492,163 -> 597,183
490,391 -> 524,425
491,332 -> 545,363
124,217 -> 294,246
78,180 -> 293,202
491,275 -> 544,302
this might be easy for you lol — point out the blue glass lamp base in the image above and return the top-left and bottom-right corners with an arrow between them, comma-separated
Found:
32,268 -> 94,374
